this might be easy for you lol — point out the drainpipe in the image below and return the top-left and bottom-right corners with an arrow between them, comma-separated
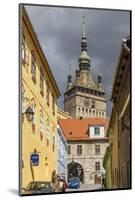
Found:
112,99 -> 120,188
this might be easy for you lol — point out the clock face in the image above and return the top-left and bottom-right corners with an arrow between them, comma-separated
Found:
84,99 -> 90,106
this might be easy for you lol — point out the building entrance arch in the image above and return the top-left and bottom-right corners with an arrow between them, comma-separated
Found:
68,161 -> 84,183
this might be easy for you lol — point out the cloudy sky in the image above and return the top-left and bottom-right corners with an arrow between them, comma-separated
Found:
25,5 -> 130,117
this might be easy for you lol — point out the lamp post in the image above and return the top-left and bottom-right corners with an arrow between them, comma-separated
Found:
25,105 -> 34,122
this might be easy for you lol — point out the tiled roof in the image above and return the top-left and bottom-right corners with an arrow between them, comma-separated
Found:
58,118 -> 108,141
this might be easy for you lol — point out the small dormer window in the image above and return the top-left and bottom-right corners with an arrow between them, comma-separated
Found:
94,127 -> 100,135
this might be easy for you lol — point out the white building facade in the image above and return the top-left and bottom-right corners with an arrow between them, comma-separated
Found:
59,118 -> 109,184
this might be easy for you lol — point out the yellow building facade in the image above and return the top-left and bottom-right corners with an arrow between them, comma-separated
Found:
21,7 -> 61,189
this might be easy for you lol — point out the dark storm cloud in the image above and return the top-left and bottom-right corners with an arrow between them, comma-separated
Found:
25,5 -> 130,116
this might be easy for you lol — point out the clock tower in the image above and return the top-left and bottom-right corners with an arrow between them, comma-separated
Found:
64,15 -> 106,119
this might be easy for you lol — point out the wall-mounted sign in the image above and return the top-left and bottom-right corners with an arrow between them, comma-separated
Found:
30,154 -> 39,166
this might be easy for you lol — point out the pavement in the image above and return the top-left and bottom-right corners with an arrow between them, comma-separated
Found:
66,183 -> 103,192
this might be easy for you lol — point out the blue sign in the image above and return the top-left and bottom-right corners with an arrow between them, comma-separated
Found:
30,154 -> 39,166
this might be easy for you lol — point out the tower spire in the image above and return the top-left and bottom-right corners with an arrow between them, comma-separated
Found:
79,13 -> 91,70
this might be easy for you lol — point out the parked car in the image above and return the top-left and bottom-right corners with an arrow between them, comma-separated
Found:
68,177 -> 80,189
22,181 -> 53,194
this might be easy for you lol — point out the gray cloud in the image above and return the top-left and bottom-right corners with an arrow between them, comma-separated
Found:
25,5 -> 130,116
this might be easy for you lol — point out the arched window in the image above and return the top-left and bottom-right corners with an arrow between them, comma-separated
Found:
78,107 -> 80,115
99,112 -> 101,118
96,110 -> 98,118
31,50 -> 36,82
102,112 -> 104,118
89,109 -> 91,117
82,108 -> 84,115
86,109 -> 88,117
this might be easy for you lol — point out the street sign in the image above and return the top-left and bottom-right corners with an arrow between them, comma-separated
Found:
30,153 -> 39,166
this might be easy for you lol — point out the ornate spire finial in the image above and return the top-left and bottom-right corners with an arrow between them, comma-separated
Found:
82,12 -> 86,38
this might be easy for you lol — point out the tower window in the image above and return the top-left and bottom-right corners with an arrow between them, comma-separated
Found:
91,100 -> 95,108
95,162 -> 100,171
78,107 -> 80,114
82,108 -> 84,115
89,109 -> 91,117
93,110 -> 95,117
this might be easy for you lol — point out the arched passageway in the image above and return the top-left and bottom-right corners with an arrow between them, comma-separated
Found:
68,162 -> 84,183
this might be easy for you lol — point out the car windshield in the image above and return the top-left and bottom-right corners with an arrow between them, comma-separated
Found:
26,182 -> 50,190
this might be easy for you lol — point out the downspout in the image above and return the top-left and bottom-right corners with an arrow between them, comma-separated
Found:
112,100 -> 120,188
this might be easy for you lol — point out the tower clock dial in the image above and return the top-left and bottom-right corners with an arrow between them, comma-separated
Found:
83,99 -> 90,106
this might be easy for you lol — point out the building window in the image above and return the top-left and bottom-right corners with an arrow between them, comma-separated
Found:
99,112 -> 101,118
46,119 -> 50,146
40,68 -> 44,96
40,110 -> 44,133
31,98 -> 36,124
46,81 -> 50,106
67,145 -> 71,155
52,94 -> 55,115
22,33 -> 29,66
22,41 -> 25,63
95,145 -> 100,154
96,111 -> 98,117
95,162 -> 100,171
95,127 -> 100,135
52,127 -> 55,152
77,145 -> 82,155
102,112 -> 104,118
89,109 -> 91,117
22,33 -> 25,64
31,51 -> 36,82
